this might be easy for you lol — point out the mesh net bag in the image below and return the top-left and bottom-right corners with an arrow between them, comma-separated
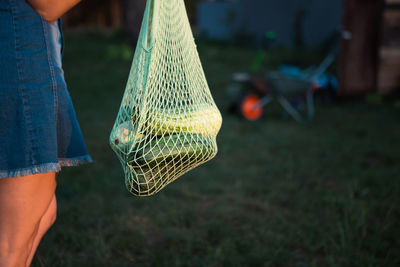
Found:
109,0 -> 222,196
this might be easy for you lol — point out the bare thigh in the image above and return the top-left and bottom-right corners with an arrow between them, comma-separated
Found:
0,172 -> 57,264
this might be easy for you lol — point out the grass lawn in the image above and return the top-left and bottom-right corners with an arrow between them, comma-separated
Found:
32,32 -> 400,267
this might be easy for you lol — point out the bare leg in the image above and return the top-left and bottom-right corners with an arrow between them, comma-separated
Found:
26,194 -> 57,266
0,172 -> 57,267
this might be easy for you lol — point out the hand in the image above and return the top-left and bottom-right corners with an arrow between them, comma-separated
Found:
26,0 -> 81,24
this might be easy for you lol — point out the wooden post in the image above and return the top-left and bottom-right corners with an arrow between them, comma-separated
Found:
378,0 -> 400,94
339,0 -> 384,95
110,0 -> 123,27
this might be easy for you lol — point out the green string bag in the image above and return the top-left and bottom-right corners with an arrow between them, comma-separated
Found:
110,0 -> 222,196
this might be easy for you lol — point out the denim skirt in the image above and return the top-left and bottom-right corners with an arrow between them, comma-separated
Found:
0,0 -> 92,178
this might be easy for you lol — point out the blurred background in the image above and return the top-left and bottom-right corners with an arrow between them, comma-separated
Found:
32,0 -> 400,266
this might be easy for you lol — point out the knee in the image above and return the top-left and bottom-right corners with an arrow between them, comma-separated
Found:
0,232 -> 36,266
48,203 -> 57,229
44,195 -> 57,231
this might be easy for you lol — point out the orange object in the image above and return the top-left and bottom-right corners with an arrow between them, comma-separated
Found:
241,95 -> 263,121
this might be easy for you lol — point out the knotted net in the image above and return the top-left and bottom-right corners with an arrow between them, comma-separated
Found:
109,0 -> 222,196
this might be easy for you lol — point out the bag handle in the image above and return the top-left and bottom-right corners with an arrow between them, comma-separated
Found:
142,0 -> 157,52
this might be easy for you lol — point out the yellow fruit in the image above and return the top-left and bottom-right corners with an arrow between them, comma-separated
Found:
148,106 -> 222,136
110,121 -> 144,152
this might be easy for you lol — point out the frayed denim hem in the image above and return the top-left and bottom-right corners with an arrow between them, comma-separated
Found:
0,155 -> 93,179
58,155 -> 93,167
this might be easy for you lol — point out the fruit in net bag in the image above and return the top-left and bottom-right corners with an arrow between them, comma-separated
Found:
109,0 -> 222,196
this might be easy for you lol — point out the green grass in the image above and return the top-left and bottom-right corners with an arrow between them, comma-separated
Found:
32,32 -> 400,267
